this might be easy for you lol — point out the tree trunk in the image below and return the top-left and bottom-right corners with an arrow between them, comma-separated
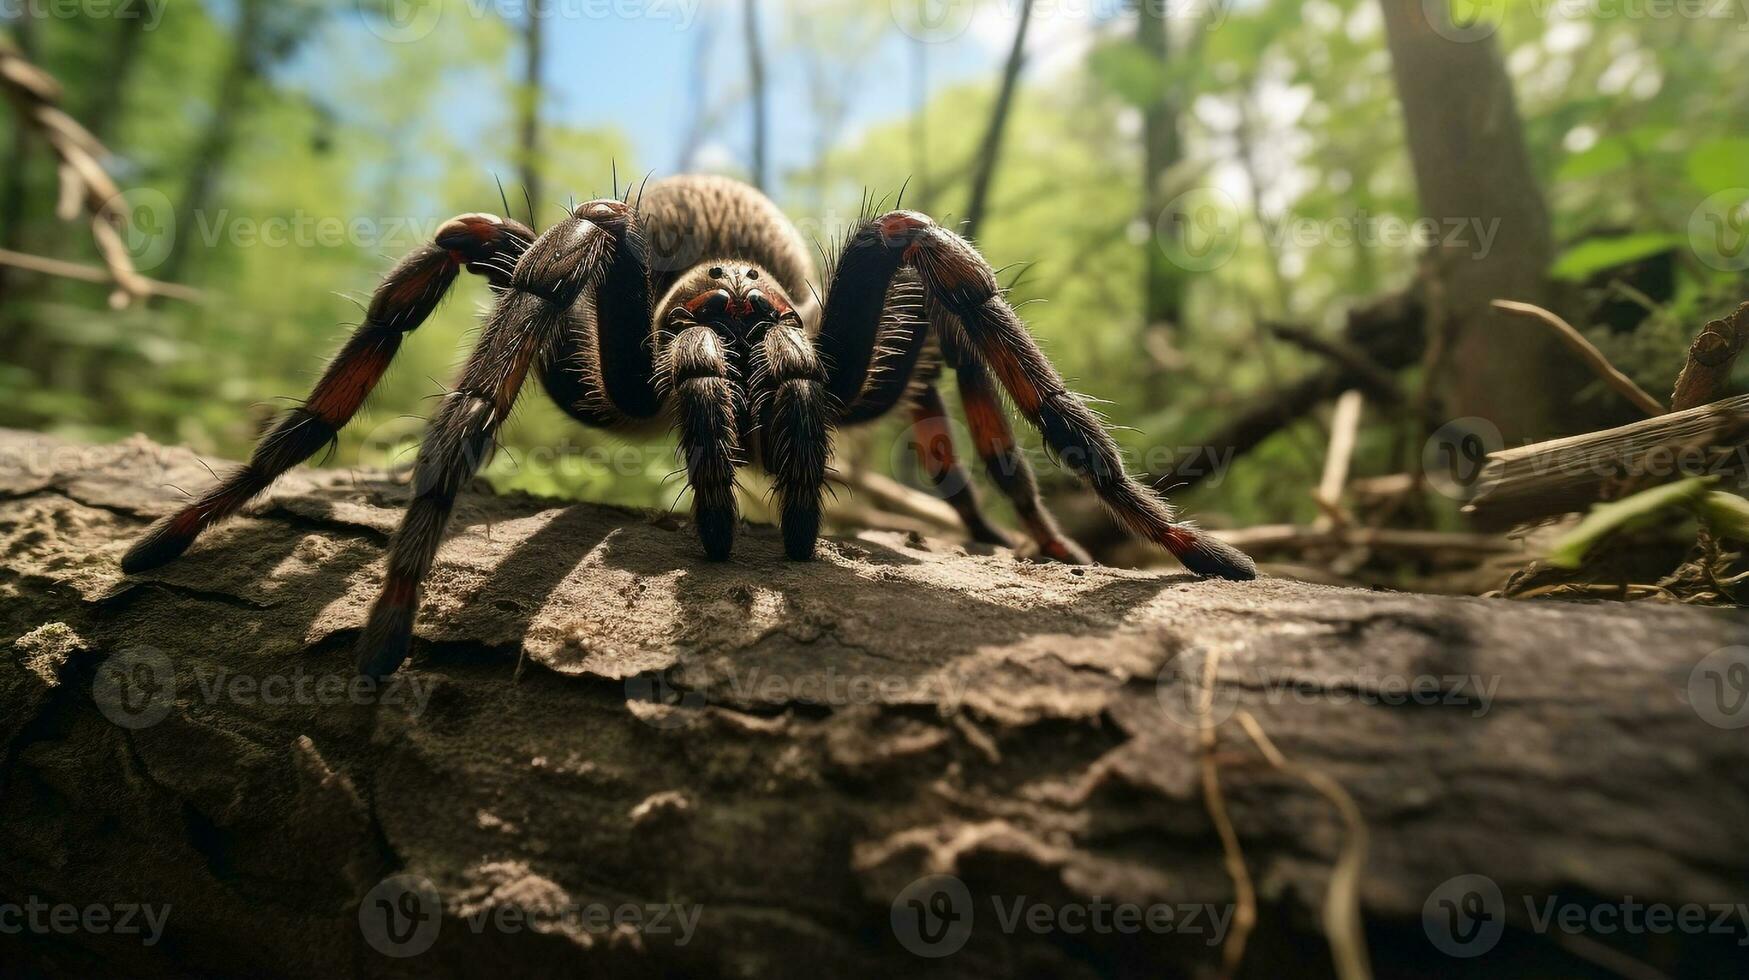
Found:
160,0 -> 265,285
960,0 -> 1034,241
83,13 -> 149,144
741,0 -> 768,191
1378,0 -> 1588,442
1137,1 -> 1185,341
3,430 -> 1747,976
517,2 -> 545,212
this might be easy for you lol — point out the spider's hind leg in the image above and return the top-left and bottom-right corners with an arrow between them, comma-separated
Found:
951,356 -> 1093,564
819,210 -> 1254,580
907,381 -> 1014,550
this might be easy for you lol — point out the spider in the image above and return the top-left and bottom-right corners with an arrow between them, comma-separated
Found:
121,175 -> 1255,677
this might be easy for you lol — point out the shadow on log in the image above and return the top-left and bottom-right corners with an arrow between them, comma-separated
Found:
1,430 -> 1746,978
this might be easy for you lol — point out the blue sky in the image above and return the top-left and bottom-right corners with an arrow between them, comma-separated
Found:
320,1 -> 1029,190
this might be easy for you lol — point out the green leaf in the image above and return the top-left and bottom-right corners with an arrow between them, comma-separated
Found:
1550,233 -> 1688,282
1699,491 -> 1749,541
1547,477 -> 1718,569
1686,139 -> 1749,197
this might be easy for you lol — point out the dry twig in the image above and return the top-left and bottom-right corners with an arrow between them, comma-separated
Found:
1492,299 -> 1665,416
1236,711 -> 1373,980
0,34 -> 196,308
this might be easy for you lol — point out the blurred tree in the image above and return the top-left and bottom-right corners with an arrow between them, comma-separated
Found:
742,0 -> 768,190
1135,0 -> 1185,340
161,0 -> 324,285
518,1 -> 545,210
1379,0 -> 1588,440
961,0 -> 1033,238
675,9 -> 719,172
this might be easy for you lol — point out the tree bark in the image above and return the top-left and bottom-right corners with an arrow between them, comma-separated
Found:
1378,0 -> 1589,442
3,430 -> 1747,978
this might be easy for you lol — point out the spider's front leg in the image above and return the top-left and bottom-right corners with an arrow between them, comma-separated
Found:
820,211 -> 1255,580
663,314 -> 741,561
121,213 -> 533,573
356,200 -> 645,677
751,316 -> 833,560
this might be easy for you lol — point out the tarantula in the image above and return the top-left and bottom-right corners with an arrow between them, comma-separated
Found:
122,175 -> 1255,677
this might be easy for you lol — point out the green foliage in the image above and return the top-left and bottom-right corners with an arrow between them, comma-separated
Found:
1551,232 -> 1688,281
1548,477 -> 1717,569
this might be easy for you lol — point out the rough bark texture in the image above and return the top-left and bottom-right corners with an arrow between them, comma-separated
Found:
2,430 -> 1747,978
1378,0 -> 1591,441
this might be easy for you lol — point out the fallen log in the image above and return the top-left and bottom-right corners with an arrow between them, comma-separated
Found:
1465,393 -> 1749,528
2,430 -> 1747,978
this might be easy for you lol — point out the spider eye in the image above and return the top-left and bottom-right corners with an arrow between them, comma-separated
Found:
708,266 -> 725,279
746,268 -> 759,280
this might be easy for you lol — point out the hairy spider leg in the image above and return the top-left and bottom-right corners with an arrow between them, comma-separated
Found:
751,319 -> 833,560
355,201 -> 642,677
664,320 -> 741,561
952,356 -> 1093,564
121,214 -> 534,573
821,211 -> 1256,581
906,381 -> 1014,549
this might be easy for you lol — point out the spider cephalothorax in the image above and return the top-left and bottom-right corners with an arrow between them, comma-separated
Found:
122,174 -> 1255,677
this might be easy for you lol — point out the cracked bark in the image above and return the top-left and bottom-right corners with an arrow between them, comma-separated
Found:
1,430 -> 1747,978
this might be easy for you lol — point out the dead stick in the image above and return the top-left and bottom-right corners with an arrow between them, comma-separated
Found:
1492,299 -> 1665,416
1313,390 -> 1364,530
0,248 -> 202,303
